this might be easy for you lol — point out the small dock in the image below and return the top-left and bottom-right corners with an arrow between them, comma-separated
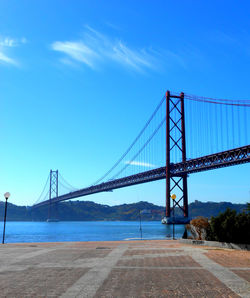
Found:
0,240 -> 249,297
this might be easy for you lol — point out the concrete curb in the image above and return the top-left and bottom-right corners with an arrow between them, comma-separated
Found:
179,239 -> 250,250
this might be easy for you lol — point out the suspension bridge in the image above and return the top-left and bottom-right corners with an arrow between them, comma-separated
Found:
32,91 -> 250,220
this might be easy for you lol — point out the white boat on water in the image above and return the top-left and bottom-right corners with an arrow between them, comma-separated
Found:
161,217 -> 190,224
46,219 -> 59,222
161,217 -> 168,224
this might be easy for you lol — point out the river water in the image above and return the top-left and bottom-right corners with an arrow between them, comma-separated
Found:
0,221 -> 186,243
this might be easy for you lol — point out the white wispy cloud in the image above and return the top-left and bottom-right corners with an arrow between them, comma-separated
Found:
0,52 -> 16,65
125,161 -> 156,168
0,36 -> 26,66
52,41 -> 99,69
51,26 -> 161,72
0,37 -> 27,47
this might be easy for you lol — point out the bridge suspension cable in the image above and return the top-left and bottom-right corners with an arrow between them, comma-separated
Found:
58,173 -> 78,191
185,93 -> 250,106
185,93 -> 250,159
111,116 -> 166,180
34,171 -> 78,205
42,190 -> 50,204
34,173 -> 50,205
92,91 -> 250,185
92,95 -> 166,185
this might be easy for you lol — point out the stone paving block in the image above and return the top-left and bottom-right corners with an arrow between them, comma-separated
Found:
11,242 -> 65,248
117,255 -> 201,267
94,268 -> 238,298
232,270 -> 250,282
0,267 -> 88,297
128,241 -> 183,249
0,247 -> 41,264
65,241 -> 119,249
124,249 -> 181,256
15,248 -> 110,265
205,250 -> 250,268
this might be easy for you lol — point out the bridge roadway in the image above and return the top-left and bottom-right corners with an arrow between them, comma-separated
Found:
33,145 -> 250,208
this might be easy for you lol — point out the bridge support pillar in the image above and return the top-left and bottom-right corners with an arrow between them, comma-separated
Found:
166,91 -> 188,218
166,91 -> 171,217
48,170 -> 59,221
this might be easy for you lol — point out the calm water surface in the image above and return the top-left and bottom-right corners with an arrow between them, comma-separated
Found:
0,221 -> 186,243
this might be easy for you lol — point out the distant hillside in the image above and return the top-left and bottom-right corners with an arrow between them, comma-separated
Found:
0,200 -> 247,221
189,200 -> 246,218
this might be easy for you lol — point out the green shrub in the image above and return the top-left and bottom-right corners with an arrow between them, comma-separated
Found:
208,208 -> 250,244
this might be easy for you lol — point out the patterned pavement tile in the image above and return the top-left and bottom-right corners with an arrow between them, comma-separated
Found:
205,250 -> 250,268
15,248 -> 110,265
94,268 -> 239,298
124,249 -> 182,256
232,270 -> 250,282
0,267 -> 88,297
117,255 -> 201,267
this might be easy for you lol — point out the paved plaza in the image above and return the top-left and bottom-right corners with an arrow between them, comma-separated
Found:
0,240 -> 249,297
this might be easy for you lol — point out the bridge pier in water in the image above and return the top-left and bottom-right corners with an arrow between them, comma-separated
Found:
166,91 -> 188,219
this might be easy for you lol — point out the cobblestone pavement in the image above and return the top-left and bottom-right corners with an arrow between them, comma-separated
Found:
0,240 -> 249,297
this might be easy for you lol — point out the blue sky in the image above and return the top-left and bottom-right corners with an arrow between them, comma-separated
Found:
0,0 -> 249,207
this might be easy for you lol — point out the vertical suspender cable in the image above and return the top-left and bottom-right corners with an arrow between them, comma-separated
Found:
226,102 -> 229,150
237,102 -> 241,147
220,101 -> 223,151
231,106 -> 235,148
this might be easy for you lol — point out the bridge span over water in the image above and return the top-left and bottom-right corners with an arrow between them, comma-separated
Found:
33,91 -> 250,218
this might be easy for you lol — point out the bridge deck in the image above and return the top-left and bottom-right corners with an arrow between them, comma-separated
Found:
33,145 -> 250,208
